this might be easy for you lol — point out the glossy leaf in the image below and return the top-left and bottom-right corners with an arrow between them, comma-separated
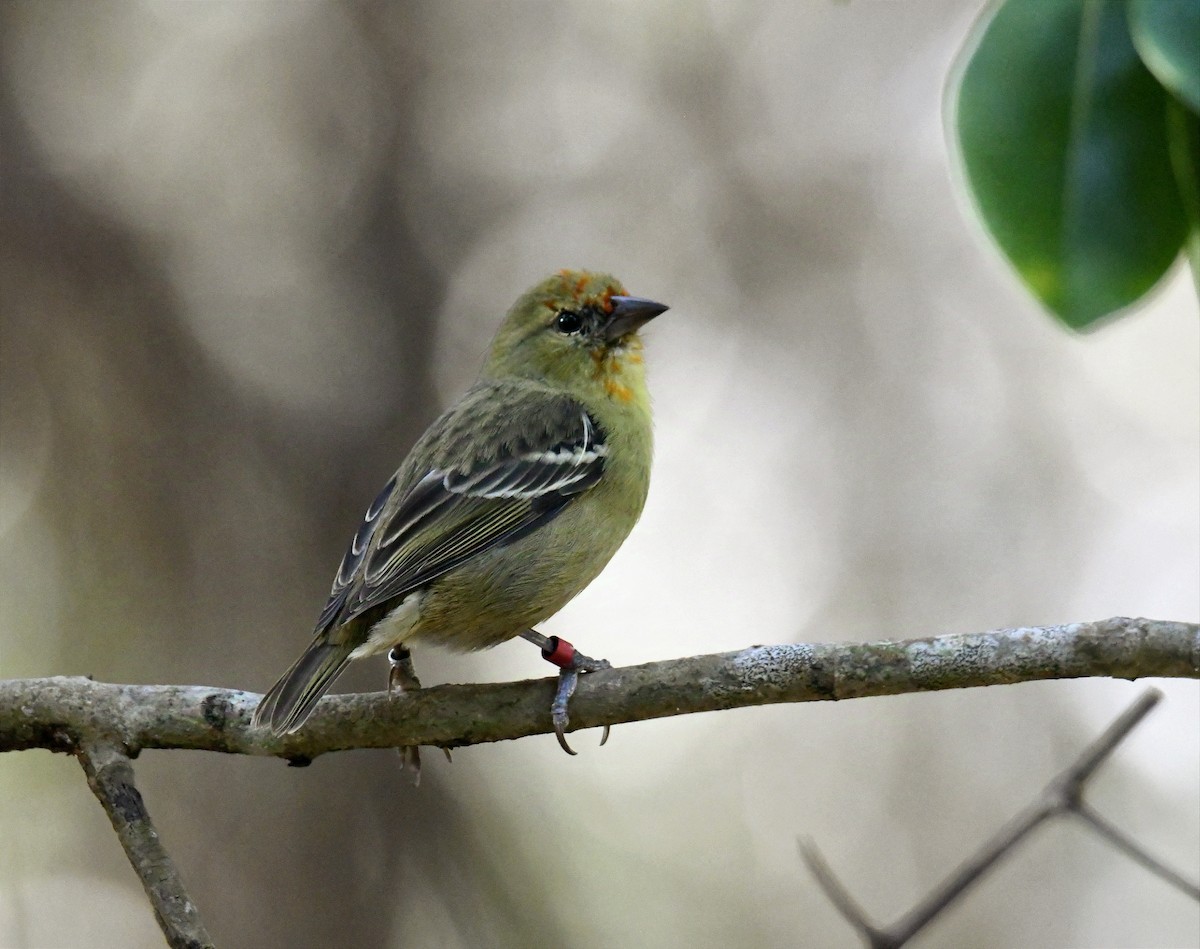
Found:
1128,0 -> 1200,114
1166,98 -> 1200,293
952,0 -> 1188,328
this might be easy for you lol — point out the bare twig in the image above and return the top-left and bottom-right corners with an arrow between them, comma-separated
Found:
797,838 -> 886,942
77,741 -> 214,949
800,689 -> 1200,949
1073,802 -> 1200,901
1,617 -> 1195,762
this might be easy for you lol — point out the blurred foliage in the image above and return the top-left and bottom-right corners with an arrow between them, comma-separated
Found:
1129,0 -> 1200,111
951,0 -> 1200,329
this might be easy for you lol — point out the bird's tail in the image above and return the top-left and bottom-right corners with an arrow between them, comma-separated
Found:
252,637 -> 354,735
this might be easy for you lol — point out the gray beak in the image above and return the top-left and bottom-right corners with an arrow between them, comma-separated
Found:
604,295 -> 669,342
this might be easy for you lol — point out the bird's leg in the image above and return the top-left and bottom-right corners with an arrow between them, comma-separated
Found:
520,629 -> 612,755
387,644 -> 425,782
388,643 -> 422,693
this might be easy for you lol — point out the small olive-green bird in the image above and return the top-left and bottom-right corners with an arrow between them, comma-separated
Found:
253,269 -> 666,751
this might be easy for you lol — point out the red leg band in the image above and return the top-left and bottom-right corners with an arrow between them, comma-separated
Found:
542,635 -> 576,668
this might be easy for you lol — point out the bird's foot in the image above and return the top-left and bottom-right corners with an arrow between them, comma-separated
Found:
388,644 -> 425,784
520,629 -> 611,755
399,745 -> 421,786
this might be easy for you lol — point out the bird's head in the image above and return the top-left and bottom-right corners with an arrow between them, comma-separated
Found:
484,269 -> 668,402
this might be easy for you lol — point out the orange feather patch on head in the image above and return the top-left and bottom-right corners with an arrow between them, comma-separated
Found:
545,271 -> 632,328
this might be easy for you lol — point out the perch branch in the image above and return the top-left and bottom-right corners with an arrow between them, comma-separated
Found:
1,617 -> 1194,762
3,616 -> 1195,949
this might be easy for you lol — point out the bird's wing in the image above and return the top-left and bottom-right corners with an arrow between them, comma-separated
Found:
315,386 -> 606,635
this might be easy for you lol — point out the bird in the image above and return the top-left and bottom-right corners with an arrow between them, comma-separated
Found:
252,269 -> 666,759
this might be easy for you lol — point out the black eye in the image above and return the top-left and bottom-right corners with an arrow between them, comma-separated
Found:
554,310 -> 584,335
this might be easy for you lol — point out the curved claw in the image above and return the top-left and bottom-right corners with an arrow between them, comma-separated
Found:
550,666 -> 580,755
555,723 -> 578,756
533,631 -> 612,755
600,725 -> 611,747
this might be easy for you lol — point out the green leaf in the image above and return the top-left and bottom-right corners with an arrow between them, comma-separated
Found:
1128,0 -> 1200,114
1166,97 -> 1200,295
952,0 -> 1188,329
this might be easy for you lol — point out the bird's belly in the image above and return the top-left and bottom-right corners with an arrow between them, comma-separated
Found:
349,592 -> 423,659
407,496 -> 637,651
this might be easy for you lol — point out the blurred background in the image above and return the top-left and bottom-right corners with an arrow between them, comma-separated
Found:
1,2 -> 1196,947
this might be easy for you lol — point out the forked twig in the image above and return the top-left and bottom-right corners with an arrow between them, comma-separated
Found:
800,689 -> 1199,948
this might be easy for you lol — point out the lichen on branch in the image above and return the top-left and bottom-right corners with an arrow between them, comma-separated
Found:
2,617 -> 1195,763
